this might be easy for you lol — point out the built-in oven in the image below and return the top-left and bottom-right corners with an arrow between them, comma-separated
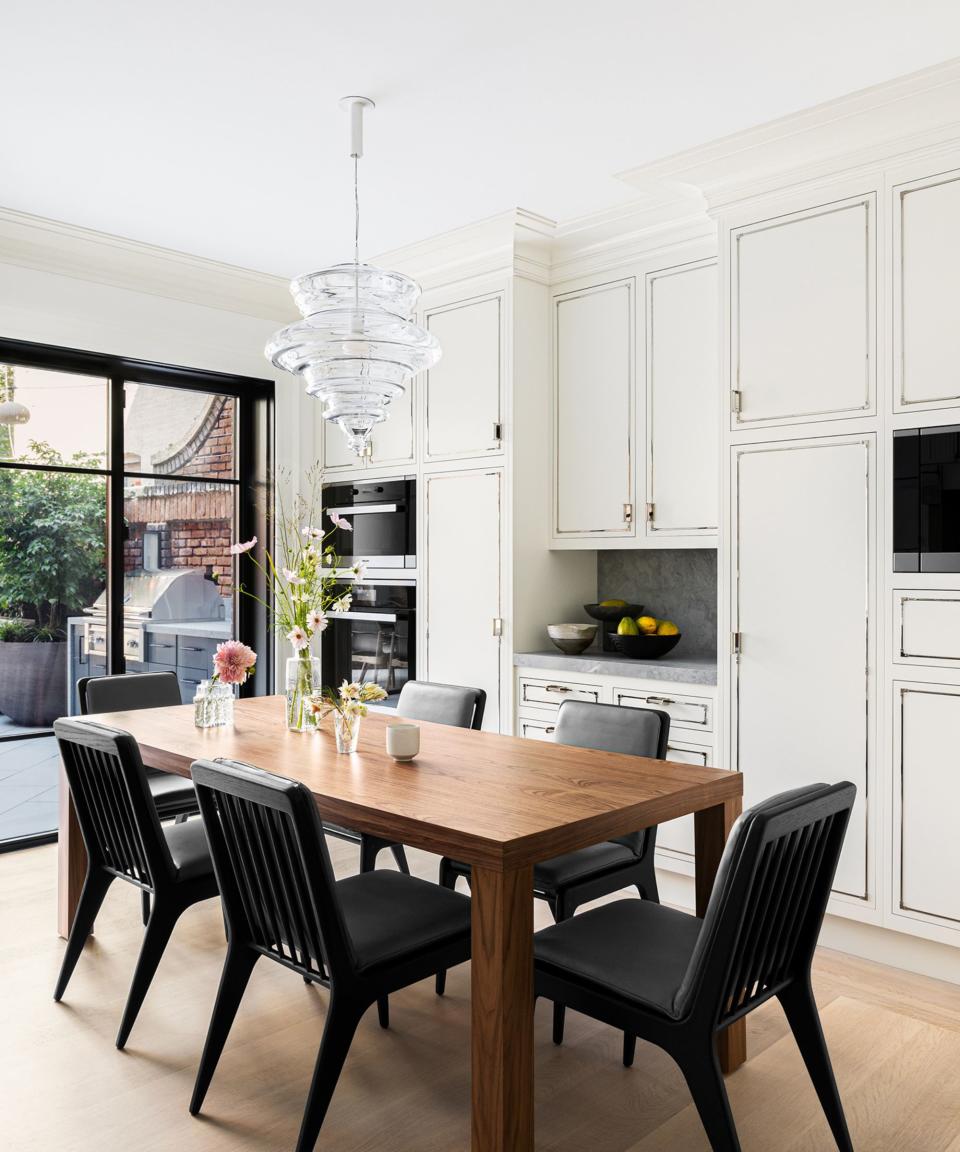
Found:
894,426 -> 960,572
320,581 -> 415,706
321,478 -> 415,569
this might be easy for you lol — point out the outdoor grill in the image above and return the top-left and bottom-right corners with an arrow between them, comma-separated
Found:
84,569 -> 224,662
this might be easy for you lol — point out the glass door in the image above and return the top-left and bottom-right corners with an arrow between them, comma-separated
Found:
0,363 -> 108,846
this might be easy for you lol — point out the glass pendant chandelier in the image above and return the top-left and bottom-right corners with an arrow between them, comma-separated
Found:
266,97 -> 441,456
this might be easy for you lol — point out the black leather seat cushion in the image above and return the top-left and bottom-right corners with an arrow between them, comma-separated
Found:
163,818 -> 213,882
147,768 -> 199,817
534,898 -> 702,1018
534,842 -> 638,890
337,870 -> 471,972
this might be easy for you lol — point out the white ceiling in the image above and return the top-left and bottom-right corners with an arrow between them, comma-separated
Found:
4,1 -> 960,278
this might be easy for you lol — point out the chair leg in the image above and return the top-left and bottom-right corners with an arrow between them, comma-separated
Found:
779,982 -> 854,1152
677,1044 -> 741,1152
141,889 -> 151,926
377,996 -> 389,1029
190,945 -> 260,1115
435,859 -> 458,995
389,844 -> 410,874
623,1033 -> 637,1067
552,1001 -> 565,1046
115,899 -> 180,1050
294,996 -> 363,1152
636,854 -> 660,903
53,868 -> 114,1002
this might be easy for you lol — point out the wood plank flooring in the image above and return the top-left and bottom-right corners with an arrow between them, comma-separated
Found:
2,840 -> 959,1151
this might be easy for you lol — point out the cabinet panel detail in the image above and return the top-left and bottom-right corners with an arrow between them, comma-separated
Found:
646,261 -> 718,534
554,279 -> 634,537
613,686 -> 712,732
733,437 -> 872,900
897,687 -> 960,925
425,470 -> 502,731
896,172 -> 960,409
424,295 -> 502,461
733,199 -> 873,425
897,591 -> 960,662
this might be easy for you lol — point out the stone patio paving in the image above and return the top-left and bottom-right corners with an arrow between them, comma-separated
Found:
0,716 -> 59,844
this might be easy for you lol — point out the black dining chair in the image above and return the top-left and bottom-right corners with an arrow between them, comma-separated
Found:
535,782 -> 857,1152
52,718 -> 219,1049
189,757 -> 472,1152
436,699 -> 668,999
322,680 -> 486,877
80,671 -> 200,923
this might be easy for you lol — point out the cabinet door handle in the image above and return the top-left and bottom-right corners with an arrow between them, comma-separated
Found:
181,645 -> 204,652
545,726 -> 556,734
545,684 -> 572,693
645,695 -> 676,706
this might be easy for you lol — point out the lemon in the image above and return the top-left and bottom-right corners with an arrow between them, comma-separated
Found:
599,598 -> 627,608
636,616 -> 659,635
617,616 -> 640,636
656,620 -> 679,636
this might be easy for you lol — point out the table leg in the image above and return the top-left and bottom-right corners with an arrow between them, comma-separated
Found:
470,864 -> 534,1152
694,796 -> 746,1074
57,761 -> 86,940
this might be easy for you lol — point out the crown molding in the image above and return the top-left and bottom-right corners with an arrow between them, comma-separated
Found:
0,206 -> 292,320
618,57 -> 960,212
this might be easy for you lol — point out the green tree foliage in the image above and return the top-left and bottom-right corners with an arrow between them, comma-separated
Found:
0,442 -> 106,637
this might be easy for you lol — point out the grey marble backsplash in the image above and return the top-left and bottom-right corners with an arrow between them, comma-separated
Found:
597,550 -> 717,657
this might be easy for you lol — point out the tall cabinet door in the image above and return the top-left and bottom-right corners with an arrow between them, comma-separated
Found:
645,260 -> 718,536
553,278 -> 635,540
424,470 -> 502,732
732,197 -> 874,427
733,436 -> 873,900
423,293 -> 503,462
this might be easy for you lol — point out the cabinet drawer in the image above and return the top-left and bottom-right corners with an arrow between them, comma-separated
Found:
665,741 -> 710,767
898,593 -> 960,662
177,635 -> 220,671
519,717 -> 556,742
146,634 -> 177,667
518,676 -> 601,714
613,686 -> 712,732
177,672 -> 205,705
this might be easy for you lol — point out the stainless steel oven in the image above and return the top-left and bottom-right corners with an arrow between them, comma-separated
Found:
321,478 -> 415,569
320,581 -> 415,705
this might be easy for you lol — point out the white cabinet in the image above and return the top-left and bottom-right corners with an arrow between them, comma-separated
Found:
895,685 -> 960,929
424,469 -> 503,731
732,197 -> 874,427
553,278 -> 635,540
895,169 -> 960,410
732,435 -> 873,901
322,381 -> 415,471
645,260 -> 718,536
423,293 -> 503,462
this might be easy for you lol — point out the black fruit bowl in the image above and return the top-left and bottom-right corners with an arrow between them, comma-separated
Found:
612,633 -> 682,660
584,602 -> 644,623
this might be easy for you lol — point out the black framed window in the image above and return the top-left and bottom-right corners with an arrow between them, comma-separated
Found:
0,337 -> 273,852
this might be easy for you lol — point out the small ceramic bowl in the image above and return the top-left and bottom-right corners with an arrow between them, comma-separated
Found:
547,623 -> 598,655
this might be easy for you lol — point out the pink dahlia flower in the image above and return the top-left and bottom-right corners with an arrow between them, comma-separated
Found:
213,640 -> 257,685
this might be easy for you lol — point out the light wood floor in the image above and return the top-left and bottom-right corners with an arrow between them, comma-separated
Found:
3,840 -> 960,1151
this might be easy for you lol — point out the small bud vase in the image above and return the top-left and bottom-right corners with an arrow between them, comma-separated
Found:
333,711 -> 361,753
286,649 -> 322,732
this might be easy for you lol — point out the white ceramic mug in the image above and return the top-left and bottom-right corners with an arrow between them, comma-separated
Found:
386,722 -> 420,762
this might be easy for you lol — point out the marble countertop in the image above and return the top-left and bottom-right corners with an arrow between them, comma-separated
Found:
514,649 -> 717,686
67,617 -> 231,639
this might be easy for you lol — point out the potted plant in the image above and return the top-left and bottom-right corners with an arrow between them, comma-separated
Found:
0,443 -> 106,727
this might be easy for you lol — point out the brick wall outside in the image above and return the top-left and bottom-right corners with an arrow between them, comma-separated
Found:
123,400 -> 236,596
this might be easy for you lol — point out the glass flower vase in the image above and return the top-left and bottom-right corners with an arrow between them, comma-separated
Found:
194,681 -> 235,728
286,650 -> 321,732
333,710 -> 361,753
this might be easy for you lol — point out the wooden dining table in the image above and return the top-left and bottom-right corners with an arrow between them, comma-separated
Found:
57,695 -> 745,1152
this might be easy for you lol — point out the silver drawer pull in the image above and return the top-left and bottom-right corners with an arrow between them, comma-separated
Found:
545,684 -> 572,694
645,695 -> 676,706
545,726 -> 556,734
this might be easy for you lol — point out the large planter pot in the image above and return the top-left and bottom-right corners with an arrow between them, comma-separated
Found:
0,640 -> 68,728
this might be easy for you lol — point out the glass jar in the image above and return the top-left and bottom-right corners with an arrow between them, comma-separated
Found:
286,650 -> 322,732
334,710 -> 361,753
194,680 -> 235,728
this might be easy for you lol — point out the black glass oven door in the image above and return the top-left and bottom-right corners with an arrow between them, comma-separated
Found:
919,425 -> 960,572
893,429 -> 920,572
321,611 -> 413,704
